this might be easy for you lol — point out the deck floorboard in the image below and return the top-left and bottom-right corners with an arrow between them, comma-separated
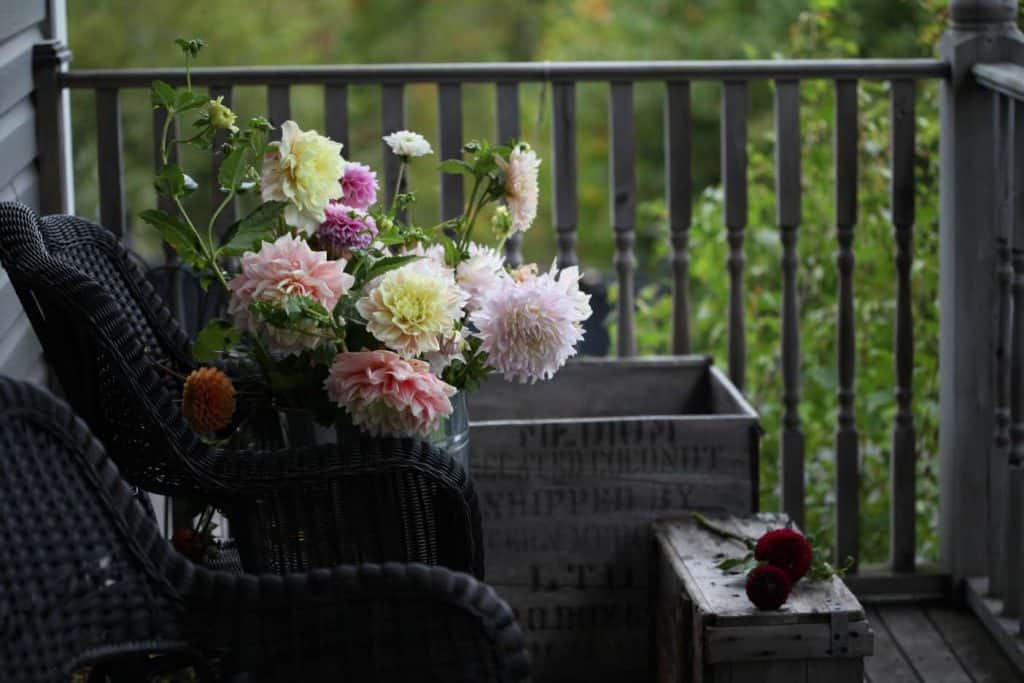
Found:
864,604 -> 1021,683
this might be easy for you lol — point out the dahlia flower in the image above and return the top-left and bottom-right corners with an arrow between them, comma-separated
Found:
745,564 -> 792,611
754,528 -> 813,583
356,258 -> 467,357
182,366 -> 236,433
496,143 -> 541,233
324,350 -> 456,437
207,96 -> 238,133
227,234 -> 355,355
318,203 -> 378,254
456,243 -> 509,311
470,264 -> 591,383
383,130 -> 433,159
339,161 -> 378,210
261,120 -> 346,234
422,329 -> 467,374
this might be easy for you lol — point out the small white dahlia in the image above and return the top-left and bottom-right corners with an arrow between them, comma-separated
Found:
356,258 -> 468,357
470,264 -> 592,383
456,242 -> 509,311
495,143 -> 541,234
261,120 -> 346,234
383,130 -> 433,159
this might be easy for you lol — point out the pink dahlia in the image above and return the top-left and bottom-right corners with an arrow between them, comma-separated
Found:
227,234 -> 354,355
339,162 -> 379,210
318,203 -> 378,254
324,350 -> 456,437
470,264 -> 592,383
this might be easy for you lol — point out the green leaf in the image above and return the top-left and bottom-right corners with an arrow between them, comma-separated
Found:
217,146 -> 248,193
154,164 -> 187,198
360,254 -> 418,284
439,159 -> 473,175
173,90 -> 209,113
138,209 -> 203,266
219,201 -> 286,256
151,80 -> 177,110
192,320 -> 241,362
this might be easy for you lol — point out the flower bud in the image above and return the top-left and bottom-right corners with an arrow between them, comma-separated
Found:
208,96 -> 238,133
491,204 -> 514,240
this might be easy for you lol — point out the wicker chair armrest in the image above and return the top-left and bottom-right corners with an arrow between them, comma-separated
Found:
185,563 -> 530,682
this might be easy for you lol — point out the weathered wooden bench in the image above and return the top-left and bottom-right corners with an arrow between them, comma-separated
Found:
655,514 -> 873,683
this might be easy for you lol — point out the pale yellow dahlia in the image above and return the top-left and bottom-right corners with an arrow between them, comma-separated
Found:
261,120 -> 345,234
356,259 -> 468,357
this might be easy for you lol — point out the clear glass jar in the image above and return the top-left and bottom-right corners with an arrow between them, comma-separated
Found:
429,391 -> 470,471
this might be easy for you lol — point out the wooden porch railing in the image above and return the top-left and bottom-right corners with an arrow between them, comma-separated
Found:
31,50 -> 951,578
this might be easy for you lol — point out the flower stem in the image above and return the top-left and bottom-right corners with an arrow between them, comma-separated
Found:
693,512 -> 754,545
390,161 -> 407,214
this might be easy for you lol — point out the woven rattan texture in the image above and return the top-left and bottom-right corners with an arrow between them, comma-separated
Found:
0,377 -> 529,682
0,202 -> 484,578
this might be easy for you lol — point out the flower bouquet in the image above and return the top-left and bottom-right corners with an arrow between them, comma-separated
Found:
145,39 -> 592,453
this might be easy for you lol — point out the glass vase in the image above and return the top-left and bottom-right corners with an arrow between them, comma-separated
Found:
430,391 -> 470,472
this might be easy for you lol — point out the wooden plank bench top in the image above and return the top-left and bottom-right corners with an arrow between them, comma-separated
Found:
655,513 -> 873,682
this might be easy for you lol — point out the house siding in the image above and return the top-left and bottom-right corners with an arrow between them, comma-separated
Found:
0,0 -> 58,383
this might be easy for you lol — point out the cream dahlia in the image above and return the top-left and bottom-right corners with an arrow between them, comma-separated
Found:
227,234 -> 355,355
456,242 -> 509,311
356,258 -> 467,357
496,143 -> 541,233
324,350 -> 456,437
261,120 -> 346,234
470,263 -> 591,383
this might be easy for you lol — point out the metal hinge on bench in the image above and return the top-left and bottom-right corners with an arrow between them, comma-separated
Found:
829,612 -> 850,657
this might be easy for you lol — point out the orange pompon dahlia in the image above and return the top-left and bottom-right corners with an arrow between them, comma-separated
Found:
182,366 -> 236,433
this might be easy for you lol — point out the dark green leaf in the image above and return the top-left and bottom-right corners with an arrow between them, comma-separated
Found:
138,209 -> 203,266
192,320 -> 241,362
151,80 -> 177,110
154,164 -> 186,198
219,201 -> 286,256
217,146 -> 248,192
361,254 -> 419,284
173,90 -> 209,113
439,159 -> 473,175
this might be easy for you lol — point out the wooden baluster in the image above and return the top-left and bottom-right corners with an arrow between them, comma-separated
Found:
267,85 -> 291,142
722,81 -> 748,390
610,81 -> 636,358
210,85 -> 236,236
665,81 -> 692,355
552,81 -> 578,268
890,80 -> 917,573
834,79 -> 860,571
775,79 -> 805,529
496,82 -> 522,266
438,83 -> 464,225
324,82 -> 349,151
381,84 -> 406,220
1006,97 -> 1024,618
96,88 -> 125,237
993,93 -> 1013,597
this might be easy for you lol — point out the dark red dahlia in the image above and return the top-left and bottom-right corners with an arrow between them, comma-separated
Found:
754,528 -> 813,583
172,529 -> 207,563
745,564 -> 792,610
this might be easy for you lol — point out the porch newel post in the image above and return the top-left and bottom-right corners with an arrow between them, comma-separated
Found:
32,40 -> 72,215
940,0 -> 1023,584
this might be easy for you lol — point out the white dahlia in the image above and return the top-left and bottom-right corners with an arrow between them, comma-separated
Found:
496,143 -> 541,234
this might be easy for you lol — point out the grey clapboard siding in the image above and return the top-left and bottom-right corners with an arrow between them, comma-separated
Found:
0,0 -> 52,385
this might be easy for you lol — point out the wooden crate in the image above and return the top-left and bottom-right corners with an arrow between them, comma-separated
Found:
469,356 -> 760,683
654,514 -> 873,683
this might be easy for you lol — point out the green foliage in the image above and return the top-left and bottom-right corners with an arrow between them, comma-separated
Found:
191,320 -> 241,363
219,200 -> 286,256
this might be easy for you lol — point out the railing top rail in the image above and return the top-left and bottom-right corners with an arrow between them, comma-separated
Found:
58,58 -> 950,88
974,63 -> 1024,101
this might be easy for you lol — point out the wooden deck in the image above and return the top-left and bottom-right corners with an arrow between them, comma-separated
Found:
866,604 -> 1021,682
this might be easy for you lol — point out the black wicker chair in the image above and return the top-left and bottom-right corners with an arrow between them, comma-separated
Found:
0,202 -> 484,578
0,376 -> 529,683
